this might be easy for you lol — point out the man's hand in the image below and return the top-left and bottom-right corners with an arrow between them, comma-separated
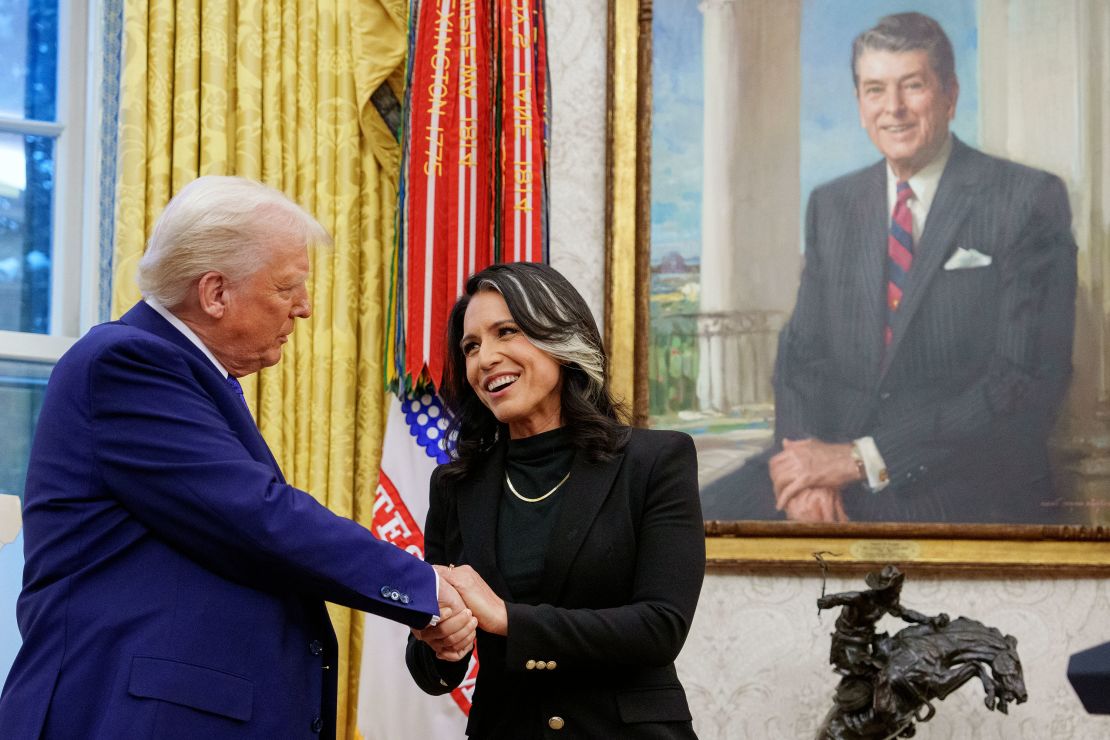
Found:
781,486 -> 849,522
770,438 -> 861,513
410,567 -> 477,661
440,565 -> 509,636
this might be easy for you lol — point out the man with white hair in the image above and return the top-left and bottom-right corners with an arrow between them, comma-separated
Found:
0,176 -> 475,739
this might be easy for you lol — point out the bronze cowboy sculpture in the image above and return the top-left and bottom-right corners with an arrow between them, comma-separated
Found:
816,566 -> 1027,739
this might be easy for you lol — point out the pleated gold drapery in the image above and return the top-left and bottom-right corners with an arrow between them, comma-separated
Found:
111,2 -> 408,737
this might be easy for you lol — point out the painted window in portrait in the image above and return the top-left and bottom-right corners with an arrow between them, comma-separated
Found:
648,0 -> 1107,528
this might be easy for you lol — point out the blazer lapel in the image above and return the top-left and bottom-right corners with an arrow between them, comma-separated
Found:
537,447 -> 625,601
455,445 -> 513,597
881,139 -> 978,379
854,162 -> 889,379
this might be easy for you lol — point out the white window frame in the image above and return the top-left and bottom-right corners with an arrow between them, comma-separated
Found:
0,0 -> 101,363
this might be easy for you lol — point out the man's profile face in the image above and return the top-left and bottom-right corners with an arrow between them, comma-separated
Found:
855,48 -> 957,180
214,239 -> 312,377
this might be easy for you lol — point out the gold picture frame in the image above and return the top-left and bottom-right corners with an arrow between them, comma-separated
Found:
603,0 -> 1110,573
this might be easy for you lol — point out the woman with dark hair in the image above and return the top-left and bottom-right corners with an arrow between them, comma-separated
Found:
406,262 -> 705,738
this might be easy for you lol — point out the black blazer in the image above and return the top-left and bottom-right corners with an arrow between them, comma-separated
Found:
407,428 -> 705,738
774,137 -> 1077,522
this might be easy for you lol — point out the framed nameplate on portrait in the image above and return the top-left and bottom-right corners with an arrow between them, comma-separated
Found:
605,0 -> 1110,573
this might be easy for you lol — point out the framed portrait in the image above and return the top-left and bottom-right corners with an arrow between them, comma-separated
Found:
605,0 -> 1110,571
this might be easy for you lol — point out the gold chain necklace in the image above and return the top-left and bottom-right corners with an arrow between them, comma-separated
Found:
505,470 -> 571,503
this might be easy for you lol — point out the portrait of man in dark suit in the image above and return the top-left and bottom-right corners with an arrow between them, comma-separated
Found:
702,11 -> 1077,524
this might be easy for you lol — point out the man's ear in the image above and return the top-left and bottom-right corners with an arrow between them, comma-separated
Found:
196,271 -> 228,319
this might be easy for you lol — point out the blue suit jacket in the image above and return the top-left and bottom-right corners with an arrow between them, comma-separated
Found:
0,301 -> 437,739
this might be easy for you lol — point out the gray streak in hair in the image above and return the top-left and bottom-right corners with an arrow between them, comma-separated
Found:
475,275 -> 607,402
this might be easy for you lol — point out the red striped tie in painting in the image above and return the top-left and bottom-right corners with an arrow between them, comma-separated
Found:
390,0 -> 550,391
885,181 -> 914,347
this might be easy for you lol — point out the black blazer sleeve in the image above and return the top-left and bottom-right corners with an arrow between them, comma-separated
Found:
406,467 -> 472,695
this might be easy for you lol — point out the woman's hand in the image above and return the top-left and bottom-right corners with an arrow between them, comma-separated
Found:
411,571 -> 477,661
441,565 -> 509,636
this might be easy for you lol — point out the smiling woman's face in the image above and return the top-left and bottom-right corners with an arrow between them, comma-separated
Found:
460,290 -> 563,439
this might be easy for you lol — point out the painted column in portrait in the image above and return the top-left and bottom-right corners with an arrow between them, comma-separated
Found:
697,0 -> 801,416
979,0 -> 1110,525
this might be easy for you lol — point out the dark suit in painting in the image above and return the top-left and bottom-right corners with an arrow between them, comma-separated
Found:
770,137 -> 1076,523
407,428 -> 705,738
0,301 -> 438,739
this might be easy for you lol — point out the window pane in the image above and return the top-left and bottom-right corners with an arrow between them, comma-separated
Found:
0,132 -> 54,334
0,358 -> 49,503
0,358 -> 47,687
0,0 -> 59,121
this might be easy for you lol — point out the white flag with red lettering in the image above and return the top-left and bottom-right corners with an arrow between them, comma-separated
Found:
356,391 -> 477,740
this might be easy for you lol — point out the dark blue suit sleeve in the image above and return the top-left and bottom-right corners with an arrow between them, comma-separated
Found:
89,336 -> 437,628
406,467 -> 472,694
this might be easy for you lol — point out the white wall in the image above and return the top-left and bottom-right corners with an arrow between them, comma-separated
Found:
547,2 -> 608,329
546,3 -> 1110,738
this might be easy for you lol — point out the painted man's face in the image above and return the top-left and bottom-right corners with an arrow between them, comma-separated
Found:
855,48 -> 958,181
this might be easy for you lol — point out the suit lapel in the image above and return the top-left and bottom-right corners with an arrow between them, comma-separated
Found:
881,139 -> 978,379
537,447 -> 625,601
121,301 -> 214,367
455,444 -> 513,597
854,163 -> 889,379
119,301 -> 285,478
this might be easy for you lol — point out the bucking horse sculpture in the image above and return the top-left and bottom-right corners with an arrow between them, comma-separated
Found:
816,566 -> 1027,739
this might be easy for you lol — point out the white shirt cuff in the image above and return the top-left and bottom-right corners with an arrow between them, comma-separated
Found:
853,436 -> 889,492
427,571 -> 441,627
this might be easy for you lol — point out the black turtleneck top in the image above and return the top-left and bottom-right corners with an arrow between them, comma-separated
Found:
496,426 -> 576,604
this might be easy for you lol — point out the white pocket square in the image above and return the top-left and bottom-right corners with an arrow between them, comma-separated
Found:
943,247 -> 992,270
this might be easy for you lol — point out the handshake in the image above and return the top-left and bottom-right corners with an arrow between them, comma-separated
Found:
414,564 -> 505,662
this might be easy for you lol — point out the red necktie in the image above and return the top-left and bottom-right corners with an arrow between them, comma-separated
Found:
885,181 -> 914,346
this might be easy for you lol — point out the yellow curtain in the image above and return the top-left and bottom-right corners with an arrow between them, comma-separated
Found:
112,2 -> 407,737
